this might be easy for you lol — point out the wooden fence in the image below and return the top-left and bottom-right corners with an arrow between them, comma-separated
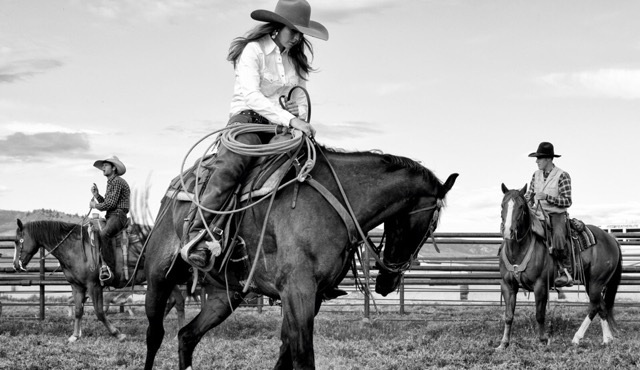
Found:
2,231 -> 640,319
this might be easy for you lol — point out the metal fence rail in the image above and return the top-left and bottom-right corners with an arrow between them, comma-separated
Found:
2,231 -> 639,319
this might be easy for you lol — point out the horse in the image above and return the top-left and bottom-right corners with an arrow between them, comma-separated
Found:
12,218 -> 187,342
497,184 -> 622,349
142,146 -> 458,370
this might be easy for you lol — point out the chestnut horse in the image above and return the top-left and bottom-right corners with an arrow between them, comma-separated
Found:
498,184 -> 622,349
13,219 -> 187,342
143,147 -> 458,369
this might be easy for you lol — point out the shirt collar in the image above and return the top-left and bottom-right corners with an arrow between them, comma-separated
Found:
263,35 -> 288,56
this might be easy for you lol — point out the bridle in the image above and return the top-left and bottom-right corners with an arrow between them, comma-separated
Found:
374,199 -> 443,274
501,195 -> 531,244
14,223 -> 79,271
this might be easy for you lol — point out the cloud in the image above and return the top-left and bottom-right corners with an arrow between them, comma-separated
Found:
85,0 -> 226,23
538,68 -> 640,100
0,59 -> 63,83
0,132 -> 91,160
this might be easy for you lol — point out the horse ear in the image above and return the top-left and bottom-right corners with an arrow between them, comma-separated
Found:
501,183 -> 509,194
17,218 -> 23,231
519,184 -> 528,196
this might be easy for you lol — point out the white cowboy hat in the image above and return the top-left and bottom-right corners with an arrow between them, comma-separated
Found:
93,156 -> 126,175
251,0 -> 329,41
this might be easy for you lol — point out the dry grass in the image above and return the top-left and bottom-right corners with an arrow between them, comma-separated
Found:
0,303 -> 639,369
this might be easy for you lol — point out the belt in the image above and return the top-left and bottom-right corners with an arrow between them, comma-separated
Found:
237,110 -> 270,124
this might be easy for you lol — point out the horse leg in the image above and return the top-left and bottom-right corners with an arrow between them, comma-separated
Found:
89,285 -> 126,341
573,281 -> 612,345
274,276 -> 317,369
69,286 -> 87,343
496,281 -> 518,350
172,286 -> 186,330
144,280 -> 177,370
178,289 -> 244,370
533,280 -> 550,345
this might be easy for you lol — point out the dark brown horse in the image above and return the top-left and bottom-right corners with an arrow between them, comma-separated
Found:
498,184 -> 622,349
143,147 -> 458,370
13,219 -> 186,342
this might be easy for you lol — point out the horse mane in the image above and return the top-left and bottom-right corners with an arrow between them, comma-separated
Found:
25,220 -> 85,246
318,144 -> 444,191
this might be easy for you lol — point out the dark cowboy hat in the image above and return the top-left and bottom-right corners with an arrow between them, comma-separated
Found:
93,156 -> 126,175
528,142 -> 561,158
251,0 -> 329,41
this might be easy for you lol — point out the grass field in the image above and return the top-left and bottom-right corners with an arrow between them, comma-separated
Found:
1,301 -> 640,370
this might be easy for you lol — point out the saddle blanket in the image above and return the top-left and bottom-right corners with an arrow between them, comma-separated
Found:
570,218 -> 596,251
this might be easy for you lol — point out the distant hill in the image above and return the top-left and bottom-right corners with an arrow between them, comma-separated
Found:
0,209 -> 84,236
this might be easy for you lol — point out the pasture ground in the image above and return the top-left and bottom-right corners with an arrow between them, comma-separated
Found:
0,301 -> 639,369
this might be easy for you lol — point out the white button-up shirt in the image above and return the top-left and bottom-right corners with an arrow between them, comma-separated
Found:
229,35 -> 308,127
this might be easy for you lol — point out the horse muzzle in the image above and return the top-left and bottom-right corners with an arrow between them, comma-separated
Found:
13,259 -> 27,272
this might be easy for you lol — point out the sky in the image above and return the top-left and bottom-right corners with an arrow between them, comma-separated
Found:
1,0 -> 639,232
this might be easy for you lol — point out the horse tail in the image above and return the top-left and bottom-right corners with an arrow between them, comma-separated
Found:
604,240 -> 623,332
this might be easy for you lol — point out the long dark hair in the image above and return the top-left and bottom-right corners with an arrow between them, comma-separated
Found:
227,23 -> 315,81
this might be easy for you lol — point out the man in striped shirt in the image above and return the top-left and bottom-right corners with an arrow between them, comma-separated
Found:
524,142 -> 573,287
91,156 -> 130,285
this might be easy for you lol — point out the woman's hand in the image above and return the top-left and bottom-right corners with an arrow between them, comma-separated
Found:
289,117 -> 315,138
283,99 -> 300,116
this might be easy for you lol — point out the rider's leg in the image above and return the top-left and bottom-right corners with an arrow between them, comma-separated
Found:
551,212 -> 572,287
184,128 -> 263,268
99,210 -> 128,284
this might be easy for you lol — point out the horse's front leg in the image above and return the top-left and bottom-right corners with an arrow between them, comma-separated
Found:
89,285 -> 126,341
178,288 -> 244,370
275,272 -> 317,369
533,279 -> 550,345
69,286 -> 87,343
144,278 -> 177,370
496,280 -> 518,350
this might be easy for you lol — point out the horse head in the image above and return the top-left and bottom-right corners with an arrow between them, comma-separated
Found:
13,218 -> 37,272
375,173 -> 458,296
500,183 -> 531,243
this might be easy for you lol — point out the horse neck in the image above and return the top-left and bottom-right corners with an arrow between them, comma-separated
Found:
319,152 -> 432,230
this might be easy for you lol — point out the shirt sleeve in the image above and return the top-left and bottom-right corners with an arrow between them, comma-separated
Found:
95,178 -> 124,212
547,172 -> 572,208
524,174 -> 536,207
294,78 -> 308,121
236,43 -> 295,126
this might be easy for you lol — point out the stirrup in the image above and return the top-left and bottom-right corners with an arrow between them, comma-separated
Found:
180,230 -> 221,272
99,265 -> 113,283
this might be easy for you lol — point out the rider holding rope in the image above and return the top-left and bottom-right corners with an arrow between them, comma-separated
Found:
183,0 -> 328,268
524,142 -> 573,287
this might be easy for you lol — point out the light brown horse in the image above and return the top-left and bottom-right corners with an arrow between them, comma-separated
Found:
13,219 -> 186,342
142,147 -> 458,370
498,184 -> 622,349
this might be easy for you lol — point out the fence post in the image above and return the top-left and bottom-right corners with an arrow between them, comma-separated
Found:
399,276 -> 405,315
363,245 -> 370,319
39,246 -> 45,320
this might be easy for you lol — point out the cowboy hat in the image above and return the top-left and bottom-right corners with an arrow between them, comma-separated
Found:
93,156 -> 126,175
528,142 -> 561,158
251,0 -> 329,41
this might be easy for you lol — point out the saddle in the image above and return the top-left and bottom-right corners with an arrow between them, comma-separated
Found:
87,218 -> 144,288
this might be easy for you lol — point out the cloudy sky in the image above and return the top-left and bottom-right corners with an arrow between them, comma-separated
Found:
1,0 -> 639,232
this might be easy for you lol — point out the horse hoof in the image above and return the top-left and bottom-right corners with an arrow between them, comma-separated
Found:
495,343 -> 509,350
68,335 -> 79,343
572,338 -> 580,345
540,338 -> 550,346
116,333 -> 127,341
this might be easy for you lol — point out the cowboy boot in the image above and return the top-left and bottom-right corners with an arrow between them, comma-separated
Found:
554,251 -> 573,287
183,137 -> 258,269
99,238 -> 116,285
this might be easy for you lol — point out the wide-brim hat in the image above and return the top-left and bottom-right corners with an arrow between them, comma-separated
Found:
528,142 -> 561,158
93,156 -> 126,175
251,0 -> 329,41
